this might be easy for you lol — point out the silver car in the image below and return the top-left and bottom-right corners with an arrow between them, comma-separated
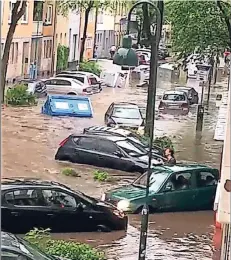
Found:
43,77 -> 92,95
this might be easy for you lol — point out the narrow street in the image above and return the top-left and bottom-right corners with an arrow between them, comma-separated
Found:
2,70 -> 226,259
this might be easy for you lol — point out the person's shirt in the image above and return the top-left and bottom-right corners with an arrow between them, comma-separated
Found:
110,46 -> 116,52
166,157 -> 176,165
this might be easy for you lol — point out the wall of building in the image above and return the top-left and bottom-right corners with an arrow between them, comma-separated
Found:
95,30 -> 115,58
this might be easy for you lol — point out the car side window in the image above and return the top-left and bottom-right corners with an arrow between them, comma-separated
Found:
44,80 -> 51,85
42,190 -> 77,209
197,171 -> 218,188
165,172 -> 192,191
4,189 -> 47,207
57,80 -> 71,86
76,137 -> 98,150
1,250 -> 29,260
97,140 -> 118,154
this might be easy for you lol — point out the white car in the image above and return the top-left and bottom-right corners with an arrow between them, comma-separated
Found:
43,77 -> 92,95
56,71 -> 102,93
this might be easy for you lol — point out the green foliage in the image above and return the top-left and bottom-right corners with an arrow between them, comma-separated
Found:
56,44 -> 69,71
79,61 -> 102,76
153,136 -> 174,150
61,168 -> 80,177
166,0 -> 231,53
25,228 -> 106,260
93,170 -> 109,182
6,84 -> 37,106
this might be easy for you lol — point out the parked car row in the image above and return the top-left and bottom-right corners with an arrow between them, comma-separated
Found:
158,86 -> 199,114
12,71 -> 103,97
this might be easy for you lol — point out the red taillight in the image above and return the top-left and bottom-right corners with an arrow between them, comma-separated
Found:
59,137 -> 69,147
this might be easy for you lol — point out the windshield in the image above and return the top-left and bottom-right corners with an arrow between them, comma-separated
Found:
133,170 -> 169,192
89,77 -> 98,84
17,236 -> 54,260
112,107 -> 142,119
163,94 -> 186,101
116,140 -> 147,155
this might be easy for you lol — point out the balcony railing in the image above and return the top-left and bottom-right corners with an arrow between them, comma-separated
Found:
32,21 -> 43,36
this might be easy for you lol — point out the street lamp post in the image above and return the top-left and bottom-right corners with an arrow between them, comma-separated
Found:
125,1 -> 161,259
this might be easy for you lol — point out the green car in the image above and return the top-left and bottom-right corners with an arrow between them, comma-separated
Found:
101,164 -> 219,213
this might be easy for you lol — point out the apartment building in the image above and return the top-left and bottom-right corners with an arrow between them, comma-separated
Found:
80,9 -> 96,60
1,0 -> 33,82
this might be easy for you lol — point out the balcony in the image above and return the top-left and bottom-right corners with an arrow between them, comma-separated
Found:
32,21 -> 43,36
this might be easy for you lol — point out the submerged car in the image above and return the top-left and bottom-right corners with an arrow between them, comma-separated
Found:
175,86 -> 199,105
1,178 -> 127,233
1,231 -> 58,260
105,102 -> 144,129
158,90 -> 189,114
55,134 -> 164,173
83,126 -> 164,157
56,72 -> 102,94
101,164 -> 219,213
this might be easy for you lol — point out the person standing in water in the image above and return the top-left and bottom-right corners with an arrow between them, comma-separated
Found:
164,148 -> 176,165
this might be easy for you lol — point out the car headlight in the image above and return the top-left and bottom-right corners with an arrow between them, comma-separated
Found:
117,200 -> 130,211
101,193 -> 106,201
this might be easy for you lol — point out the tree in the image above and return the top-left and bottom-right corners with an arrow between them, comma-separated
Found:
166,0 -> 231,53
58,0 -> 122,62
1,0 -> 27,103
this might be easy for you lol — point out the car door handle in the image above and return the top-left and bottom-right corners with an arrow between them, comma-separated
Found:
11,212 -> 19,217
47,213 -> 54,217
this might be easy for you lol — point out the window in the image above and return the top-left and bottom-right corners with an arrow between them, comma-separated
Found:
197,171 -> 218,188
77,137 -> 98,150
72,34 -> 77,60
4,189 -> 46,206
133,170 -> 169,192
21,3 -> 29,24
43,40 -> 52,58
33,1 -> 43,21
42,190 -> 77,208
64,33 -> 67,44
8,1 -> 16,23
57,80 -> 71,86
86,37 -> 93,49
60,33 -> 63,45
98,11 -> 103,24
45,4 -> 52,24
10,43 -> 14,64
117,140 -> 146,155
43,40 -> 47,58
14,42 -> 18,63
112,107 -> 142,119
97,140 -> 118,154
163,94 -> 186,101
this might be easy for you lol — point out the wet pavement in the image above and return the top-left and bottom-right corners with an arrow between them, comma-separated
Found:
2,65 -> 228,259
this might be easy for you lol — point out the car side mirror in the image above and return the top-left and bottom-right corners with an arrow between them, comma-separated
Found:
113,151 -> 123,157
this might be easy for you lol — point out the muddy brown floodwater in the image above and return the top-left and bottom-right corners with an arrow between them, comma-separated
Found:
2,75 -> 227,259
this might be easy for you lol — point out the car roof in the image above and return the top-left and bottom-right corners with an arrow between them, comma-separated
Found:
1,177 -> 74,192
163,90 -> 186,95
175,86 -> 193,90
72,133 -> 125,142
113,102 -> 139,108
58,73 -> 85,77
49,77 -> 80,82
84,126 -> 132,137
155,163 -> 214,173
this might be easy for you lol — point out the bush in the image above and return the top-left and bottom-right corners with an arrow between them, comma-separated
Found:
57,44 -> 69,71
61,168 -> 80,177
24,228 -> 106,260
6,84 -> 37,106
79,61 -> 102,76
93,170 -> 109,182
153,136 -> 174,150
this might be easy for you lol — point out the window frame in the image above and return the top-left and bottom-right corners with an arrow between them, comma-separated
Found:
46,4 -> 53,25
21,3 -> 29,24
195,170 -> 218,188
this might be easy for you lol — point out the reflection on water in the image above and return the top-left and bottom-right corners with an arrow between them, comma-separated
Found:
3,78 -> 226,260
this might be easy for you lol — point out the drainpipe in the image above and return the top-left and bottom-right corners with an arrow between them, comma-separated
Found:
51,2 -> 57,76
93,6 -> 99,58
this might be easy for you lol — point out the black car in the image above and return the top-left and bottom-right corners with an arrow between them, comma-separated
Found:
83,126 -> 164,157
174,86 -> 199,105
1,178 -> 127,233
1,231 -> 56,260
105,102 -> 144,129
1,231 -> 59,260
55,134 -> 164,173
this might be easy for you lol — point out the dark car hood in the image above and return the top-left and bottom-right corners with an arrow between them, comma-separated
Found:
112,116 -> 143,127
107,185 -> 146,201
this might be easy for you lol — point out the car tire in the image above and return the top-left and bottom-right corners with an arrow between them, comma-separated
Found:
135,205 -> 156,214
97,225 -> 111,232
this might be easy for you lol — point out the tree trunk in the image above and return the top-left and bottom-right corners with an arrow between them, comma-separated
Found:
1,0 -> 27,103
79,4 -> 93,62
217,1 -> 231,47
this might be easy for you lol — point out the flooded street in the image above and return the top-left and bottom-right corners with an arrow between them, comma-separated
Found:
2,69 -> 227,259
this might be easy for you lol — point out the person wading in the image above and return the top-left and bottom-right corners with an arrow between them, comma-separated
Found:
164,148 -> 176,165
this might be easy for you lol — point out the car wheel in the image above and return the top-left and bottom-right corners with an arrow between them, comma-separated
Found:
97,225 -> 111,232
135,205 -> 156,214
